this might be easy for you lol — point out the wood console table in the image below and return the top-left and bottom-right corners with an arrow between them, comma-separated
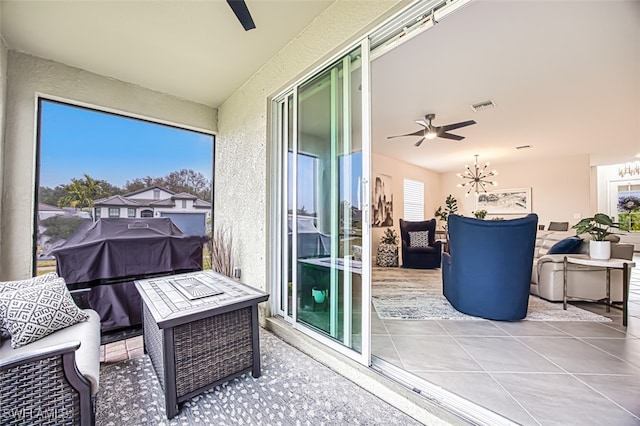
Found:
563,256 -> 635,326
135,270 -> 269,419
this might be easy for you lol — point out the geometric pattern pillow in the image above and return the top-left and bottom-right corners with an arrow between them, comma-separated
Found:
408,230 -> 430,248
0,278 -> 89,348
0,272 -> 60,340
0,272 -> 60,293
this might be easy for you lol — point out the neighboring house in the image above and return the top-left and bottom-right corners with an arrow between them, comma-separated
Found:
93,186 -> 211,236
37,202 -> 66,221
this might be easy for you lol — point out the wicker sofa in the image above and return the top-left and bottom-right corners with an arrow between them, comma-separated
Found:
0,309 -> 100,426
530,231 -> 634,302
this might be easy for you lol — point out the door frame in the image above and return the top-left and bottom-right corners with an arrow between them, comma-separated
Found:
269,37 -> 372,365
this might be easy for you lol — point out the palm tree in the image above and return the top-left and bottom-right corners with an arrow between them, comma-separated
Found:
57,174 -> 106,216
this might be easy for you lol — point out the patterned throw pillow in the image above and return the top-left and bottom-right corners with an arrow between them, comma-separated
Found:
0,277 -> 89,349
0,273 -> 60,340
409,230 -> 430,248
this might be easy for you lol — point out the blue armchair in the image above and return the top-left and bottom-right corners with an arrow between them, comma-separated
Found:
442,214 -> 538,320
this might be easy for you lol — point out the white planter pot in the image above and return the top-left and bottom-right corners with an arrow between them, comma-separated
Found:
589,240 -> 611,260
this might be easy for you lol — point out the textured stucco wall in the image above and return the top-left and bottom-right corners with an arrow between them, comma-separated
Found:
216,0 -> 402,296
1,51 -> 217,280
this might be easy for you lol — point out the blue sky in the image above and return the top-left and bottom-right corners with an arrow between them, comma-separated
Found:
39,101 -> 214,188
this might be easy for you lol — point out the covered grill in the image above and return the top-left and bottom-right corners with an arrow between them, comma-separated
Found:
52,218 -> 208,331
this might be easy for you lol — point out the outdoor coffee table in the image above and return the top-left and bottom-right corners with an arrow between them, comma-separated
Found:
135,270 -> 269,419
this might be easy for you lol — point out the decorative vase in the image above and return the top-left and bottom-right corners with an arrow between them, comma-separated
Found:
589,240 -> 611,260
376,243 -> 398,267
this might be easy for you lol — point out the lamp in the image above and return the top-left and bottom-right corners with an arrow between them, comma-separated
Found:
457,154 -> 498,197
618,162 -> 640,178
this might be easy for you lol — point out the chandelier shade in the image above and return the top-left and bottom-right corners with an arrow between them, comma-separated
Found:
457,154 -> 498,196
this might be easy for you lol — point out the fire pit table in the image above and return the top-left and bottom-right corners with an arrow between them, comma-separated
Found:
135,270 -> 269,419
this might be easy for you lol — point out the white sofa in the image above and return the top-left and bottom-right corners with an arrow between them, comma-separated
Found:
530,231 -> 634,302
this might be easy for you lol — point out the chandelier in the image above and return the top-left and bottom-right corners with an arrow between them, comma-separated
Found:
457,154 -> 498,196
618,162 -> 640,178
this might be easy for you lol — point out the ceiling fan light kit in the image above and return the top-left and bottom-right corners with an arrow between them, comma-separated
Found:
457,154 -> 498,197
387,113 -> 476,147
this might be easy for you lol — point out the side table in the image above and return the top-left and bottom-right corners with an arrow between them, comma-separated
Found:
135,270 -> 269,419
563,256 -> 635,326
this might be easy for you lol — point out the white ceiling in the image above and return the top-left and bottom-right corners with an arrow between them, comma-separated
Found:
371,0 -> 640,172
1,1 -> 638,173
0,0 -> 333,107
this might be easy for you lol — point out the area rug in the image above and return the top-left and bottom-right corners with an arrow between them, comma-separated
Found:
95,331 -> 420,426
372,267 -> 611,322
372,293 -> 612,321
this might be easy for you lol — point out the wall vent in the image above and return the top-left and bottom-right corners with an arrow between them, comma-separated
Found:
470,100 -> 495,112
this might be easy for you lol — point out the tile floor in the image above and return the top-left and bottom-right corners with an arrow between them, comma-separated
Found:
101,259 -> 640,425
100,334 -> 143,363
371,256 -> 640,425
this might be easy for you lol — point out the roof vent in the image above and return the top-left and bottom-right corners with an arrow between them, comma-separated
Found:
471,100 -> 495,112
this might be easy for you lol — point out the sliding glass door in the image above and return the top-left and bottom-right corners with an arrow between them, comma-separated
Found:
274,41 -> 371,363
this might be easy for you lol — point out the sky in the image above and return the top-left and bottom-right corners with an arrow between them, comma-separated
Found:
39,100 -> 214,188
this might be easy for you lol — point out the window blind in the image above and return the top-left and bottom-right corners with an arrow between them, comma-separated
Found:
404,179 -> 424,221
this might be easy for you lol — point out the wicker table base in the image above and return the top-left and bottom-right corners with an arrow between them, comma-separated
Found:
136,270 -> 269,419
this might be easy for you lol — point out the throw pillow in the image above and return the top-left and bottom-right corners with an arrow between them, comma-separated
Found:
0,277 -> 89,349
0,272 -> 59,293
548,236 -> 584,254
0,272 -> 60,340
409,230 -> 430,248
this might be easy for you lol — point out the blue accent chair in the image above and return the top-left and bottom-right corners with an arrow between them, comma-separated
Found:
442,214 -> 538,320
399,218 -> 442,269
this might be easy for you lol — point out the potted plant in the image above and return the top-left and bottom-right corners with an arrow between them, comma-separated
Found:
572,213 -> 620,260
435,194 -> 458,230
473,209 -> 488,219
377,228 -> 399,267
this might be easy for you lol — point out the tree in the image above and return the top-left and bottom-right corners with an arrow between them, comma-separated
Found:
57,174 -> 107,210
123,169 -> 212,201
39,185 -> 68,206
41,216 -> 89,243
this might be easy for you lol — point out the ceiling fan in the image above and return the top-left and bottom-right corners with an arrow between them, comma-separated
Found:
387,113 -> 477,147
227,0 -> 256,31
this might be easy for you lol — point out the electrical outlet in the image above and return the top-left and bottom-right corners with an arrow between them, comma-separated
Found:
573,213 -> 581,219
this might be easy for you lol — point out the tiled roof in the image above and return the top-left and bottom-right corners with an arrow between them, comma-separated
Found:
38,203 -> 63,211
171,192 -> 198,200
94,195 -> 140,207
194,199 -> 212,208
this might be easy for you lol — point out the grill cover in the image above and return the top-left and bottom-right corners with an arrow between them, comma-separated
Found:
52,218 -> 208,331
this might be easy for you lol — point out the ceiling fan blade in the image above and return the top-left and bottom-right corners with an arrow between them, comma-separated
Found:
439,132 -> 465,141
226,0 -> 256,31
414,137 -> 426,147
414,120 -> 427,128
387,129 -> 424,139
440,120 -> 476,132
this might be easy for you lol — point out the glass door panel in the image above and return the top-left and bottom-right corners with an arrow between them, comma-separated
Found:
295,47 -> 364,352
